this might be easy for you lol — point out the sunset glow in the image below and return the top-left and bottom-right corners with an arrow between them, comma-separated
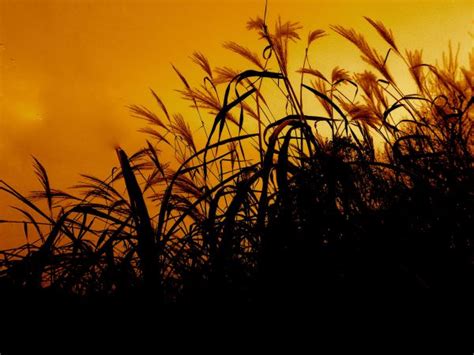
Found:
0,0 -> 473,322
1,0 -> 471,185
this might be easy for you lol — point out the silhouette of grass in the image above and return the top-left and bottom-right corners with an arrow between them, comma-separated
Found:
0,12 -> 472,308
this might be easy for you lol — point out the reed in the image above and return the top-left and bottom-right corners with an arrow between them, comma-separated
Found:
0,12 -> 472,306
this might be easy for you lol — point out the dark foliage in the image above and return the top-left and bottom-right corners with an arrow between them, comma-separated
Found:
1,15 -> 473,308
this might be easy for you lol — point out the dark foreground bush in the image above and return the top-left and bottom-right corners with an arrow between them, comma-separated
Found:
0,13 -> 472,308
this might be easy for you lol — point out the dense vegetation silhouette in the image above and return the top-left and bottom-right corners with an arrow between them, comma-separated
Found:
0,13 -> 472,312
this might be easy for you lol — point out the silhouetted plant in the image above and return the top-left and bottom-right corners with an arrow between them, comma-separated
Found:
1,13 -> 472,305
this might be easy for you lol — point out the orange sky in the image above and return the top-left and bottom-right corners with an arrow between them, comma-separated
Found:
0,0 -> 472,247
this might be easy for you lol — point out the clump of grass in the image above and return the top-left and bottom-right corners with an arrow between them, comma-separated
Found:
0,12 -> 472,306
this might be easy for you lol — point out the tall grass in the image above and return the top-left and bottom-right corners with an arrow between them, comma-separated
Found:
0,13 -> 472,305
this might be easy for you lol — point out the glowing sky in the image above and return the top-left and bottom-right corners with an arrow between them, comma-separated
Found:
0,0 -> 472,247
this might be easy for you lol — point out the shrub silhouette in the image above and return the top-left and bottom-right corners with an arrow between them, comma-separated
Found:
0,14 -> 472,306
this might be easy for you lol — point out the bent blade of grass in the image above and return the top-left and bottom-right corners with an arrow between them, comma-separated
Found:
302,83 -> 349,132
31,157 -> 53,216
116,147 -> 160,295
157,133 -> 258,242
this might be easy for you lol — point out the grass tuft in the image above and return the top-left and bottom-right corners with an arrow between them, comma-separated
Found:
1,11 -> 473,306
